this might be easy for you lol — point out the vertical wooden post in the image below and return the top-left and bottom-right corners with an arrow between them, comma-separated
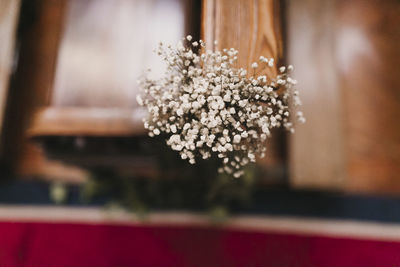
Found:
0,0 -> 20,140
202,0 -> 286,180
202,0 -> 282,77
1,0 -> 68,176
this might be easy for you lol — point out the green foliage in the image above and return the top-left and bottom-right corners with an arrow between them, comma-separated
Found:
81,136 -> 259,217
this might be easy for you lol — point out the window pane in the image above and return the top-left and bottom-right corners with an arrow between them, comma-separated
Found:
52,0 -> 184,108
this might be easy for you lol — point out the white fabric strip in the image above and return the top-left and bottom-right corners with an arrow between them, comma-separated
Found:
0,205 -> 399,241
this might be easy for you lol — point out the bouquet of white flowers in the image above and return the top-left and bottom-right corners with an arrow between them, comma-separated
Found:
137,35 -> 304,178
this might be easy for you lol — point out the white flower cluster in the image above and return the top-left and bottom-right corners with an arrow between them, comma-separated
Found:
137,36 -> 304,178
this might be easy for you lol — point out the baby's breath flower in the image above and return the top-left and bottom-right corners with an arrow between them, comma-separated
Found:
137,35 -> 304,178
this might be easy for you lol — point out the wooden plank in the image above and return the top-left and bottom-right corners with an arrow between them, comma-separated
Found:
28,107 -> 146,137
287,0 -> 346,189
0,0 -> 20,138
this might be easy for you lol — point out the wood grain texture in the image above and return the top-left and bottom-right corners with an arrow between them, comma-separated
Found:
202,0 -> 282,77
202,0 -> 286,177
0,0 -> 20,139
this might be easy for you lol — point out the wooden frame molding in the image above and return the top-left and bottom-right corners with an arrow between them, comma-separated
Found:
28,107 -> 146,137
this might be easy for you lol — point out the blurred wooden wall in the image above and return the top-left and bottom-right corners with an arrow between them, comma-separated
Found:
288,0 -> 400,193
337,0 -> 400,192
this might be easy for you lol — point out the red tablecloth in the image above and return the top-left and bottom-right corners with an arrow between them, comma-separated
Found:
1,221 -> 400,267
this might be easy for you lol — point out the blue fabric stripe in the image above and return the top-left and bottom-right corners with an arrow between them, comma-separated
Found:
1,180 -> 400,223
